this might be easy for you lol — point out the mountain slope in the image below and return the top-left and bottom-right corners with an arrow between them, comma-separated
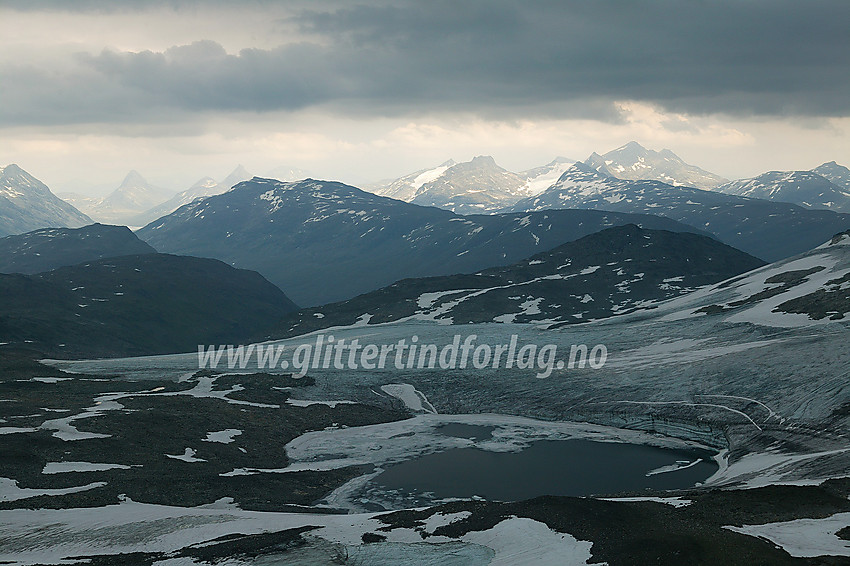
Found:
654,230 -> 850,326
372,160 -> 457,202
517,157 -> 576,196
0,223 -> 155,274
0,253 -> 298,358
715,170 -> 850,212
585,141 -> 728,189
812,161 -> 850,193
373,156 -> 577,213
507,163 -> 850,262
0,164 -> 92,237
408,156 -> 526,213
70,171 -> 176,225
277,224 -> 766,336
132,165 -> 253,226
137,177 -> 710,307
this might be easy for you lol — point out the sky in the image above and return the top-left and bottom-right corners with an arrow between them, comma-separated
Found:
1,0 -> 849,195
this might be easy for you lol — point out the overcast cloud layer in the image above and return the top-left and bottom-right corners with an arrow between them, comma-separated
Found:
1,1 -> 849,192
3,0 -> 850,128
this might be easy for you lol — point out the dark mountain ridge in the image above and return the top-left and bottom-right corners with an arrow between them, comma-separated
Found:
0,253 -> 298,358
137,177 -> 715,306
507,163 -> 850,262
0,223 -> 155,274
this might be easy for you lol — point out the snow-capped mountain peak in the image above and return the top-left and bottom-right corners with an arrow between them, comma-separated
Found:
373,159 -> 457,202
585,141 -> 728,189
516,157 -> 577,197
0,164 -> 91,236
406,155 -> 527,213
812,161 -> 850,193
1,164 -> 52,199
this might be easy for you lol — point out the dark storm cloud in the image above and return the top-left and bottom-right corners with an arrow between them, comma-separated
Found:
0,0 -> 278,11
2,0 -> 849,126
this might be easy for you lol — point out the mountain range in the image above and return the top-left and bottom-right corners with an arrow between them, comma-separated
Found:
278,224 -> 765,336
60,170 -> 176,225
130,165 -> 253,226
368,143 -> 729,213
715,170 -> 850,213
371,156 -> 576,214
0,164 -> 91,237
137,177 -> 708,306
371,143 -> 850,222
507,162 -> 850,262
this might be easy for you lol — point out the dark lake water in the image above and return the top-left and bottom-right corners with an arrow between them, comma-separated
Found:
375,439 -> 717,501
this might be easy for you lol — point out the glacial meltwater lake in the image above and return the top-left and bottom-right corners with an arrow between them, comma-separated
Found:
374,438 -> 718,501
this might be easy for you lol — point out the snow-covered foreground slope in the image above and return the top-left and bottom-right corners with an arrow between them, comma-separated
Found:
0,496 -> 602,566
655,230 -> 850,326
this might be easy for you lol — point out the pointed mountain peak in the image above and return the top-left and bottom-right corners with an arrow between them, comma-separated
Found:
119,170 -> 149,189
811,161 -> 850,193
439,159 -> 457,167
620,140 -> 647,151
228,164 -> 251,178
220,165 -> 253,189
0,164 -> 51,192
1,163 -> 23,175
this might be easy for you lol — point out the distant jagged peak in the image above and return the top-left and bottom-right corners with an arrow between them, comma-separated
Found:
118,169 -> 150,189
584,141 -> 727,189
219,164 -> 253,189
467,155 -> 498,167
